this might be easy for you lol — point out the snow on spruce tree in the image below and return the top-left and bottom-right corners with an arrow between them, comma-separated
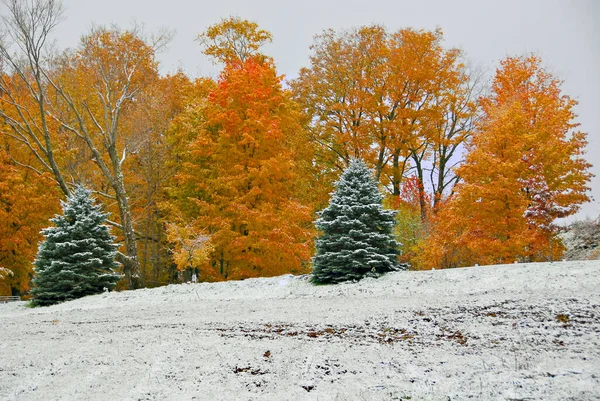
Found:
30,185 -> 121,306
312,159 -> 405,284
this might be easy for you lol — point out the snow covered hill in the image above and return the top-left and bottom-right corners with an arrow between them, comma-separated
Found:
560,219 -> 600,261
1,261 -> 599,400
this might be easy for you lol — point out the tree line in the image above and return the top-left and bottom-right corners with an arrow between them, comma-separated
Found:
0,0 -> 591,296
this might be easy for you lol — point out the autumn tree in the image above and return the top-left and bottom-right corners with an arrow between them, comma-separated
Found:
165,220 -> 212,281
161,76 -> 217,282
118,72 -> 201,286
0,148 -> 59,296
385,27 -> 470,213
164,20 -> 316,281
418,55 -> 592,268
0,0 -> 171,288
197,16 -> 272,63
292,26 -> 391,179
292,26 -> 478,218
168,53 -> 314,280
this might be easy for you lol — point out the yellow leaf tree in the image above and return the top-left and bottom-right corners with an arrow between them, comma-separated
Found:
165,220 -> 212,280
197,16 -> 272,63
418,55 -> 592,268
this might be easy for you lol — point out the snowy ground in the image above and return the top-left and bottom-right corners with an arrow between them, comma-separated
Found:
1,261 -> 599,401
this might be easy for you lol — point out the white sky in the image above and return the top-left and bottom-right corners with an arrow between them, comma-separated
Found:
50,0 -> 600,220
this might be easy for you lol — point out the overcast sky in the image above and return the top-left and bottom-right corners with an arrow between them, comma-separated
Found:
51,0 -> 599,220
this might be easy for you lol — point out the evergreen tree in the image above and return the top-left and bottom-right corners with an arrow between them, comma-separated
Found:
30,185 -> 121,306
312,159 -> 404,284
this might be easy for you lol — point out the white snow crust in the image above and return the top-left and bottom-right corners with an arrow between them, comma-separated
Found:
1,260 -> 599,400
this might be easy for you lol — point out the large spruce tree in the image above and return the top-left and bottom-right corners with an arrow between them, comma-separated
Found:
312,159 -> 404,284
30,185 -> 121,306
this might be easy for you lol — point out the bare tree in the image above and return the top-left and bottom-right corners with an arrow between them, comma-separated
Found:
428,64 -> 484,210
0,0 -> 70,195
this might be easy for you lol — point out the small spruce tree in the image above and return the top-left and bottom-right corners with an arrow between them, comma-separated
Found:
30,185 -> 121,306
312,159 -> 405,284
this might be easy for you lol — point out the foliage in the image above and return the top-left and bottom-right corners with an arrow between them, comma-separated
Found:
121,72 -> 202,286
30,185 -> 121,306
168,56 -> 314,280
388,176 -> 431,265
418,55 -> 591,269
291,25 -> 477,215
0,149 -> 59,296
0,0 -> 170,289
165,220 -> 212,275
312,159 -> 404,284
197,16 -> 273,63
0,6 -> 594,288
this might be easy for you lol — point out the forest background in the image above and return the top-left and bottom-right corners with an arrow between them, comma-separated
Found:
0,0 -> 597,296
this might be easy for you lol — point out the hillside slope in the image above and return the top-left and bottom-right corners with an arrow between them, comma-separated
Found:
1,261 -> 599,400
560,219 -> 600,261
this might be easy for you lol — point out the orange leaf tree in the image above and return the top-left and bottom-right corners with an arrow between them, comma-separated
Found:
418,55 -> 592,268
169,56 -> 314,280
291,26 -> 478,218
0,149 -> 59,296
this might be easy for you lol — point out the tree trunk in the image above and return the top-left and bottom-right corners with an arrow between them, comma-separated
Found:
414,162 -> 427,222
375,146 -> 386,183
434,156 -> 447,211
392,151 -> 401,196
112,173 -> 142,289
